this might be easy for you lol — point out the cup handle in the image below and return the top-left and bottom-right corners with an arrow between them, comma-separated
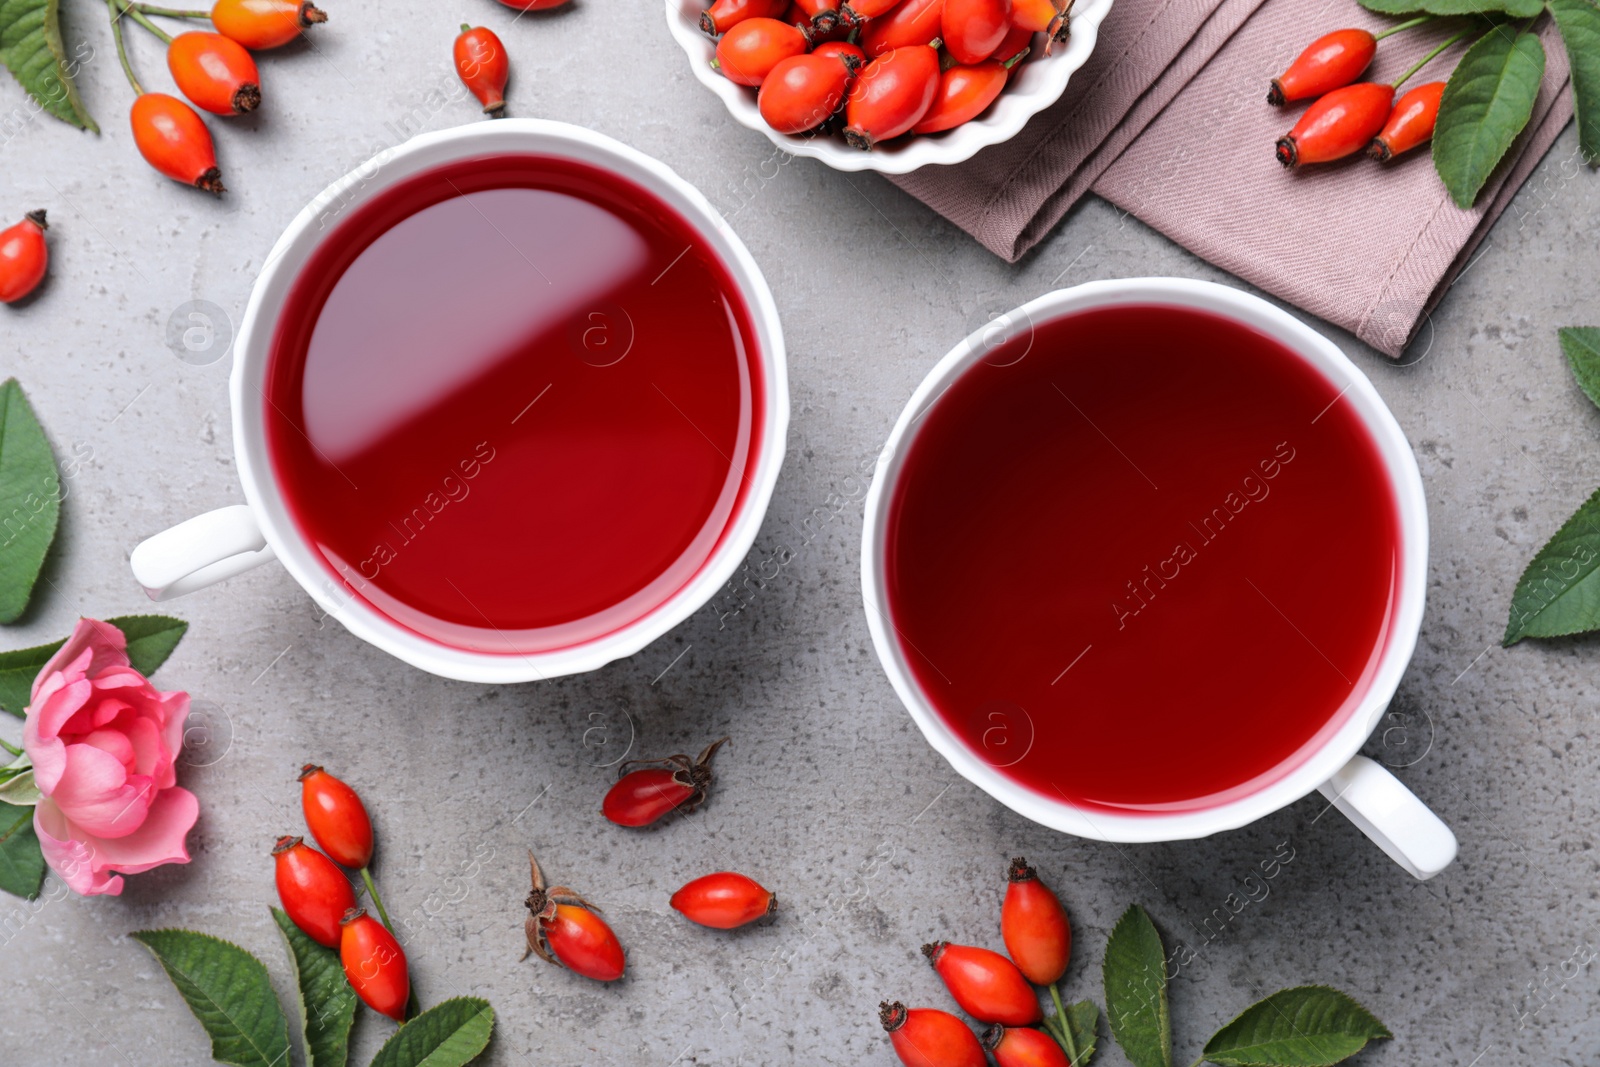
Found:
1317,755 -> 1457,880
130,505 -> 277,601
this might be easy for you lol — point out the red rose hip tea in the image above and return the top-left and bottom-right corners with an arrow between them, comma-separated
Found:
883,304 -> 1401,813
265,154 -> 762,653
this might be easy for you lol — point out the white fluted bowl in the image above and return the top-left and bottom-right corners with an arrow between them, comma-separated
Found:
666,0 -> 1115,173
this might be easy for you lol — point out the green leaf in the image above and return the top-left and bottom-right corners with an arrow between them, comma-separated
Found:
131,929 -> 292,1067
270,907 -> 355,1067
1202,986 -> 1391,1066
1549,0 -> 1600,161
1064,999 -> 1101,1066
1103,905 -> 1170,1067
1433,28 -> 1547,208
0,767 -> 39,805
0,615 -> 188,717
0,380 -> 61,624
1561,327 -> 1600,410
0,798 -> 45,899
369,997 -> 495,1067
0,638 -> 56,717
1503,484 -> 1600,643
104,614 -> 190,676
1359,0 -> 1541,15
0,0 -> 96,131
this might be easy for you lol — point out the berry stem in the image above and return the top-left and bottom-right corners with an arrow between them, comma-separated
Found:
1049,983 -> 1084,1065
132,2 -> 212,15
1393,28 -> 1470,88
360,866 -> 397,933
1373,13 -> 1433,40
115,0 -> 173,44
106,0 -> 146,95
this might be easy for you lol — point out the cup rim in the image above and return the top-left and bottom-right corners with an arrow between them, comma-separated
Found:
859,278 -> 1428,843
229,119 -> 789,683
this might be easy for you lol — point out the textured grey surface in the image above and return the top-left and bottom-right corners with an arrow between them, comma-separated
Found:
3,1 -> 1600,1065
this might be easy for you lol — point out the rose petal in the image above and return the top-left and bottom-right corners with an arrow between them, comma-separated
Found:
82,728 -> 136,773
25,675 -> 92,747
34,800 -> 123,896
31,619 -> 129,702
51,744 -> 154,839
121,716 -> 172,786
157,691 -> 190,769
82,787 -> 199,874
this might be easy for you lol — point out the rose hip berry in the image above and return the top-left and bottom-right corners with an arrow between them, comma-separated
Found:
497,0 -> 573,8
522,850 -> 626,981
861,0 -> 943,58
702,0 -> 789,36
603,737 -> 729,827
942,0 -> 1012,64
984,1025 -> 1073,1067
813,41 -> 867,70
455,24 -> 510,114
339,907 -> 409,1021
1267,28 -> 1375,106
211,0 -> 327,50
1369,80 -> 1444,160
273,835 -> 357,948
793,0 -> 843,32
0,210 -> 48,305
910,56 -> 1017,134
715,18 -> 812,87
1275,81 -> 1394,167
843,42 -> 941,149
1001,856 -> 1071,985
167,31 -> 260,116
299,764 -> 375,869
923,941 -> 1042,1025
130,93 -> 225,194
879,1001 -> 987,1067
671,872 -> 777,929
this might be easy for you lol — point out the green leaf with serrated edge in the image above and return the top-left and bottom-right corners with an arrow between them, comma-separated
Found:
1201,986 -> 1391,1066
0,0 -> 96,130
1065,999 -> 1100,1066
0,615 -> 188,717
131,929 -> 292,1067
1549,0 -> 1600,161
1561,327 -> 1600,410
1433,29 -> 1546,208
1503,484 -> 1600,643
0,380 -> 61,624
271,907 -> 355,1067
369,997 -> 495,1067
0,798 -> 44,898
1103,905 -> 1170,1067
1360,0 -> 1541,15
104,614 -> 189,676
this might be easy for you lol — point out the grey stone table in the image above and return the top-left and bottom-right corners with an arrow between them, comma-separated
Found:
4,0 -> 1599,1064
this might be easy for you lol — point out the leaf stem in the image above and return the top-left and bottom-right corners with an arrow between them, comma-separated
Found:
1374,13 -> 1433,40
0,737 -> 23,757
106,0 -> 146,95
1393,29 -> 1470,88
1050,984 -> 1084,1066
360,866 -> 397,933
132,2 -> 212,15
1189,1058 -> 1207,1067
116,0 -> 175,43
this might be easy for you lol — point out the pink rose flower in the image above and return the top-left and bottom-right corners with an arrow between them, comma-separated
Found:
22,618 -> 198,896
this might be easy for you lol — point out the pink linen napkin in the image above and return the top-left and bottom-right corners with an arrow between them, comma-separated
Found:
890,0 -> 1575,356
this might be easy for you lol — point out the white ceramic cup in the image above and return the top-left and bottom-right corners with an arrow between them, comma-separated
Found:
861,278 -> 1457,879
130,120 -> 789,684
